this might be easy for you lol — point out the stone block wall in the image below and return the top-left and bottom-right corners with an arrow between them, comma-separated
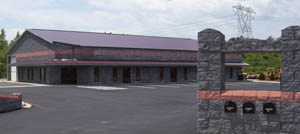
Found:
197,26 -> 300,134
281,26 -> 300,92
198,90 -> 300,134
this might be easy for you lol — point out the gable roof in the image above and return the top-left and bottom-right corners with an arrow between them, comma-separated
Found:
27,29 -> 198,51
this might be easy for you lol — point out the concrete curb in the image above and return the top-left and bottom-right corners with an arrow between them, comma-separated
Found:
247,79 -> 280,83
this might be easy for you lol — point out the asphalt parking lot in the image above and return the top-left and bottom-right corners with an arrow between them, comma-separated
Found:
226,81 -> 280,90
0,81 -> 280,134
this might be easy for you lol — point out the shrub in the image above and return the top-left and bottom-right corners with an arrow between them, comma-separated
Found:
270,73 -> 275,81
258,73 -> 265,80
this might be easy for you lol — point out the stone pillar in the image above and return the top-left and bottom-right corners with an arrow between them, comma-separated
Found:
197,29 -> 225,134
198,29 -> 225,91
281,26 -> 300,92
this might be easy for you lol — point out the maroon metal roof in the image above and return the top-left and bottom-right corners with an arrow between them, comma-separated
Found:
10,60 -> 197,66
28,29 -> 198,51
10,60 -> 249,67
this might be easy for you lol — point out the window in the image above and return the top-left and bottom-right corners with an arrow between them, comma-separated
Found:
8,57 -> 11,64
21,68 -> 23,80
113,68 -> 118,82
40,68 -> 42,81
160,67 -> 164,81
230,67 -> 233,79
94,67 -> 99,82
43,67 -> 46,81
184,68 -> 188,80
28,68 -> 30,80
31,68 -> 34,80
136,67 -> 140,81
17,68 -> 21,81
10,57 -> 16,64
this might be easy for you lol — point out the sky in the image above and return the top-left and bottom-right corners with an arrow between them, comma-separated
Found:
1,0 -> 300,42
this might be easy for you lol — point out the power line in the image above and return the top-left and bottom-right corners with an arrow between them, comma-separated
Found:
139,15 -> 235,35
137,13 -> 300,39
258,15 -> 300,20
255,16 -> 300,23
157,20 -> 236,36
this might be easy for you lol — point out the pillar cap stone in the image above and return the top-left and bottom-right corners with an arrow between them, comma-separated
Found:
282,25 -> 300,41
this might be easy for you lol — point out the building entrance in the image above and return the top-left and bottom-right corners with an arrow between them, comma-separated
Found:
170,67 -> 177,82
61,67 -> 77,84
123,68 -> 131,83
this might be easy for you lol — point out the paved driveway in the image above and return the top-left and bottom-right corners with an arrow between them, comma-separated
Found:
0,82 -> 198,134
0,81 -> 280,134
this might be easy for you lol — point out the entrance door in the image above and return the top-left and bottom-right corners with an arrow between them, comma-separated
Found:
123,68 -> 131,83
11,66 -> 17,82
170,67 -> 177,82
61,67 -> 77,84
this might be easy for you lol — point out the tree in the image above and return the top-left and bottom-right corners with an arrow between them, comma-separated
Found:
270,72 -> 275,81
9,32 -> 21,46
0,28 -> 8,78
266,36 -> 275,42
228,36 -> 244,42
258,73 -> 265,80
0,29 -> 8,50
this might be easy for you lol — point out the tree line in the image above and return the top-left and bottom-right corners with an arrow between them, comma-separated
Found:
0,29 -> 20,78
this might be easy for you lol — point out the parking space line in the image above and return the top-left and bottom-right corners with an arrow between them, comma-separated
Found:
150,85 -> 180,88
77,86 -> 127,90
127,86 -> 156,89
169,84 -> 196,87
0,85 -> 41,88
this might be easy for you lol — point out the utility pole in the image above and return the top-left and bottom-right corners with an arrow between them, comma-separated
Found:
233,1 -> 256,38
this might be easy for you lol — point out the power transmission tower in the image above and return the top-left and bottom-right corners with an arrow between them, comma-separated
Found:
233,2 -> 256,38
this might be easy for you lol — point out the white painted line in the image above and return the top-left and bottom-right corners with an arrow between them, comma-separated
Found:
127,85 -> 156,89
100,121 -> 111,124
29,84 -> 50,87
0,84 -> 51,88
150,85 -> 180,88
170,84 -> 196,87
77,86 -> 127,90
0,85 -> 39,88
31,103 -> 42,108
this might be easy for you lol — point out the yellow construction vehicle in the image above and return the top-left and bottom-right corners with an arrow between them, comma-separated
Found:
265,68 -> 281,80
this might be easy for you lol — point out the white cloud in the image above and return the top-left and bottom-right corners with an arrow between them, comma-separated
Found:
1,0 -> 300,41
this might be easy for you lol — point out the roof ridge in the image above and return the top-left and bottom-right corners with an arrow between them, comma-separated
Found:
28,29 -> 197,41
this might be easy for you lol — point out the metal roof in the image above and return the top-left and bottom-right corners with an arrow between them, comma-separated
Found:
9,60 -> 196,66
28,29 -> 198,51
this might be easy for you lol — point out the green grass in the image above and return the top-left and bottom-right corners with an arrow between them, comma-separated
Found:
242,53 -> 282,74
